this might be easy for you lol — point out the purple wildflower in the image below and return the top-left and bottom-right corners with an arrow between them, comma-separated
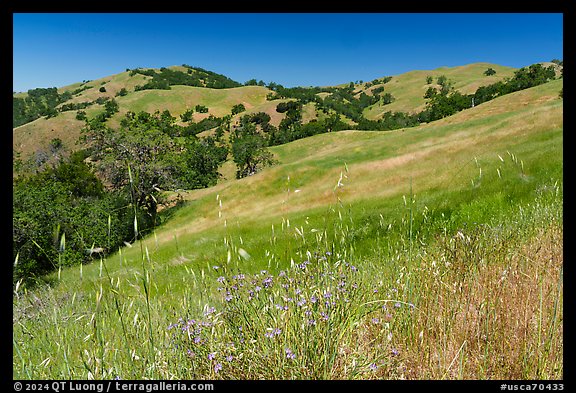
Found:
214,363 -> 222,373
371,318 -> 379,324
369,363 -> 378,371
285,348 -> 296,359
307,319 -> 317,326
255,286 -> 262,292
323,291 -> 332,299
263,277 -> 273,288
394,302 -> 402,308
208,352 -> 216,361
226,355 -> 233,362
391,348 -> 399,356
311,295 -> 318,303
217,276 -> 225,283
320,312 -> 329,321
193,336 -> 202,344
265,328 -> 282,338
297,298 -> 306,307
212,265 -> 220,270
225,293 -> 233,302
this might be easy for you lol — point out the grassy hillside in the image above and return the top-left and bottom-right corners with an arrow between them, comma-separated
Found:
13,77 -> 563,379
363,62 -> 517,118
13,62 -> 527,161
108,79 -> 562,266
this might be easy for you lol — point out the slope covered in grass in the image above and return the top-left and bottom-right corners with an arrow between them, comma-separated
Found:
363,62 -> 517,118
14,62 -> 529,161
13,75 -> 562,380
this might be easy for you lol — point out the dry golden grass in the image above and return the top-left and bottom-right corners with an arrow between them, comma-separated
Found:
363,63 -> 517,118
399,223 -> 563,379
12,112 -> 85,158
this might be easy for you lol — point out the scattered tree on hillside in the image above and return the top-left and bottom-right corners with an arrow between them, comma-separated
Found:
484,68 -> 497,76
231,103 -> 246,115
230,122 -> 276,179
116,88 -> 128,97
104,99 -> 119,117
195,104 -> 209,113
424,86 -> 438,99
175,136 -> 228,189
180,108 -> 195,122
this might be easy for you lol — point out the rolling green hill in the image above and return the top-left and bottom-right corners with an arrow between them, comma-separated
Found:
14,62 -> 543,161
362,62 -> 517,116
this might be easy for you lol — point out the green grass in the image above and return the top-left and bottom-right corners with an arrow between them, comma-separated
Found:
13,79 -> 563,380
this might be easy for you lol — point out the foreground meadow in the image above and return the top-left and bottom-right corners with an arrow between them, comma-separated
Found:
13,81 -> 563,380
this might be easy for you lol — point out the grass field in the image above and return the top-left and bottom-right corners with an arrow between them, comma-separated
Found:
13,78 -> 563,380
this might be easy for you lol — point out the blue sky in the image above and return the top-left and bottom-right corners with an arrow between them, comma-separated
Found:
13,13 -> 563,92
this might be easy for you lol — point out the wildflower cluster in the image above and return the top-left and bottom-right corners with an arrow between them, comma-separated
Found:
168,251 -> 414,378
